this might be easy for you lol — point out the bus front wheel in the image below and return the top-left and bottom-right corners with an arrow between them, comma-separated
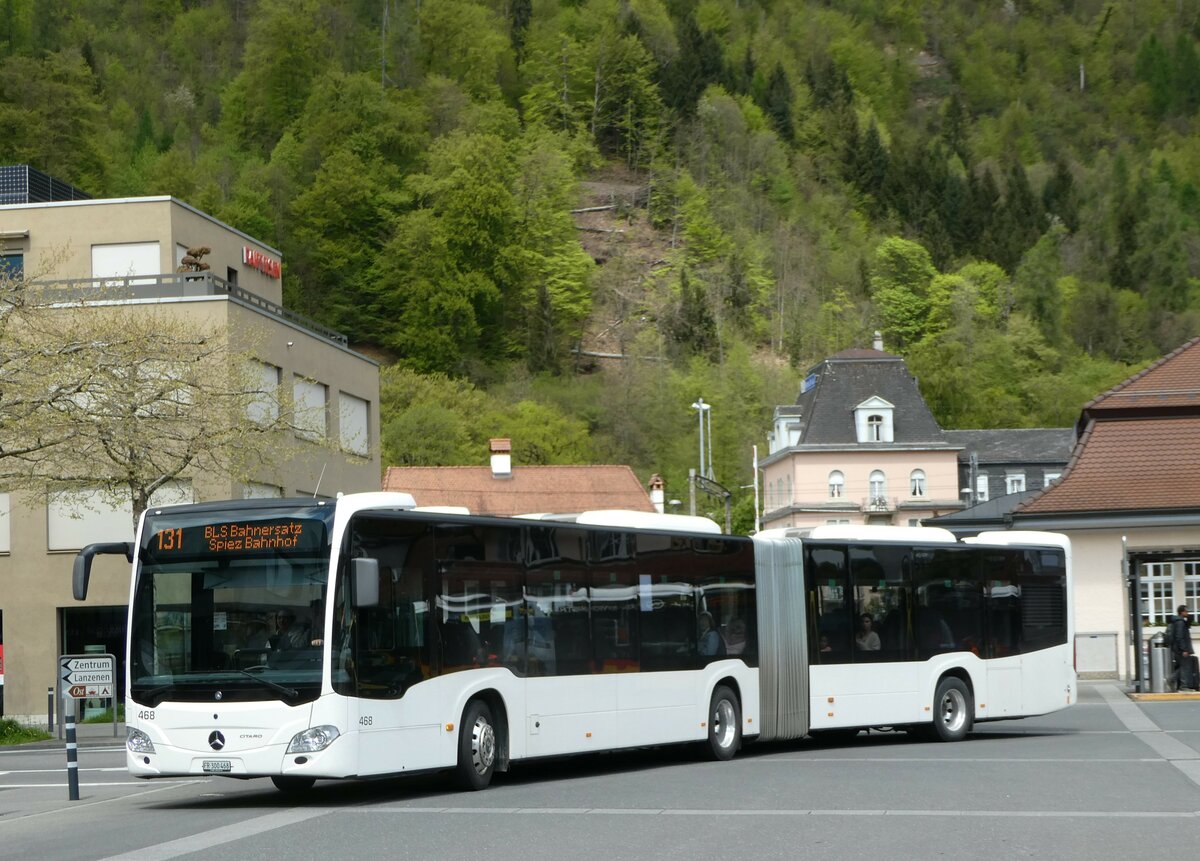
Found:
706,685 -> 741,761
930,676 -> 973,742
455,699 -> 497,790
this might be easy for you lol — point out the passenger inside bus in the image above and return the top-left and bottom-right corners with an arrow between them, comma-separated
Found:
698,612 -> 723,656
270,610 -> 310,650
855,613 -> 881,651
723,618 -> 747,655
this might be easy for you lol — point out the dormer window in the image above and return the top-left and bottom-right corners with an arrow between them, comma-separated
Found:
854,396 -> 895,443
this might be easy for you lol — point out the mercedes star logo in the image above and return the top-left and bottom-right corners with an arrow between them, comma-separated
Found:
208,731 -> 226,751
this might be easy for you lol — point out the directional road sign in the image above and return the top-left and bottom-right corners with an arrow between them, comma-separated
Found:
59,653 -> 116,699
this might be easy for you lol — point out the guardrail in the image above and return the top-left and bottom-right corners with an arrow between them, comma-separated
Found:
28,273 -> 349,346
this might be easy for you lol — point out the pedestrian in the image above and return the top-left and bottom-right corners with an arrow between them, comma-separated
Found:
1166,605 -> 1198,692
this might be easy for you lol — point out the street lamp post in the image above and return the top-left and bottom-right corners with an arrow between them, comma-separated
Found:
691,398 -> 711,479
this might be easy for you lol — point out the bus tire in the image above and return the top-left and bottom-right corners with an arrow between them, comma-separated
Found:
930,676 -> 972,742
271,776 -> 316,794
455,699 -> 497,790
706,685 -> 741,761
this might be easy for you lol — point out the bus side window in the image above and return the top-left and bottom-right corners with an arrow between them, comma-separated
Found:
807,547 -> 850,664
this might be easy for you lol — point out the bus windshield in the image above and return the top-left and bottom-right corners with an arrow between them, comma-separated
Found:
128,503 -> 334,707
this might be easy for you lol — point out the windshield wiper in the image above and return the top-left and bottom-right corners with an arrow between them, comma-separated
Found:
236,669 -> 300,701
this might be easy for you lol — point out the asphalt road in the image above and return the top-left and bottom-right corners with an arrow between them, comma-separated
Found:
2,681 -> 1198,860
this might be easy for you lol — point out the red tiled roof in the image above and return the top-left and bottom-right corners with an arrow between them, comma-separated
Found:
1085,335 -> 1200,413
381,465 -> 656,517
1017,416 -> 1200,513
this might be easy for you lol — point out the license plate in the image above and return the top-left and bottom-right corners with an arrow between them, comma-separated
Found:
202,760 -> 232,773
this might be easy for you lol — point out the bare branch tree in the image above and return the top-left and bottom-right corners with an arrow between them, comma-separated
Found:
0,272 -> 323,524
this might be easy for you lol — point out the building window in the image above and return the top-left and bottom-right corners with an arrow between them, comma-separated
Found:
226,266 -> 238,285
975,474 -> 989,502
293,377 -> 328,441
1141,562 -> 1174,626
92,241 -> 161,285
826,518 -> 850,525
247,360 -> 280,425
828,470 -> 844,498
1043,470 -> 1061,485
1186,562 -> 1200,617
1005,472 -> 1026,494
854,398 -> 894,443
243,482 -> 283,499
339,392 -> 370,457
784,475 -> 792,507
0,254 -> 23,279
910,469 -> 926,497
869,470 -> 887,507
48,482 -> 192,550
907,518 -> 921,527
867,415 -> 883,441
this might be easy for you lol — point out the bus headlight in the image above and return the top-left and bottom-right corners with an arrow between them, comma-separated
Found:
127,728 -> 156,754
286,725 -> 340,753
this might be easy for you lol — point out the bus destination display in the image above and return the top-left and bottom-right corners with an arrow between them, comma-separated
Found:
148,518 -> 326,557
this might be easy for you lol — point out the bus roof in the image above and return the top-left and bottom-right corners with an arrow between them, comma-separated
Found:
517,509 -> 723,534
755,524 -> 959,544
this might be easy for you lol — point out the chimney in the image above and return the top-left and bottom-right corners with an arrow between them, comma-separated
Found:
649,474 -> 665,514
489,438 -> 512,478
873,331 -> 884,351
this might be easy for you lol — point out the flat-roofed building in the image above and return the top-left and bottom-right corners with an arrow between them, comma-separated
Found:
0,169 -> 381,720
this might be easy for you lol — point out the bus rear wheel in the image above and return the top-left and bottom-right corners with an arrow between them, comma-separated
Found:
271,776 -> 316,794
930,676 -> 973,742
706,685 -> 741,761
455,699 -> 497,790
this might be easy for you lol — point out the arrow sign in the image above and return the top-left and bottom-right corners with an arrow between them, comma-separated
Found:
59,653 -> 115,698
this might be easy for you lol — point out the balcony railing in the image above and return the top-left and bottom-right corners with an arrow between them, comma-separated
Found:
27,273 -> 349,346
864,495 -> 895,512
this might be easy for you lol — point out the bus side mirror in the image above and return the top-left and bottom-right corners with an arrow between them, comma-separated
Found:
72,542 -> 134,601
352,558 -> 380,608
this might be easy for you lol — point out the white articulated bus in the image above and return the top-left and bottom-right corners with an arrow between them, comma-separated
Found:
73,493 -> 1075,792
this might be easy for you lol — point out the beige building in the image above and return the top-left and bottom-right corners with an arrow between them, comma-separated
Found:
0,170 -> 381,720
1006,337 -> 1200,681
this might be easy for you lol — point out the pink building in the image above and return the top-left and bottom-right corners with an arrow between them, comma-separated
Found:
761,336 -> 965,529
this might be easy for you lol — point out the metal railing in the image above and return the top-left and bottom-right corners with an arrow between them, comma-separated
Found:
27,273 -> 349,346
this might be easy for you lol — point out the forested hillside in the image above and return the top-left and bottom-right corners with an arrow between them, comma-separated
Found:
2,0 -> 1198,527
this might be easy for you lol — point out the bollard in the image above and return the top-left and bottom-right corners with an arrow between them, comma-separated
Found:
64,696 -> 79,801
1149,633 -> 1170,693
47,686 -> 54,733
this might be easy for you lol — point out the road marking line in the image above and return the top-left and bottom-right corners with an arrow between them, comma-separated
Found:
95,807 -> 332,861
1098,684 -> 1160,731
756,757 -> 1161,763
0,781 -> 192,788
1098,683 -> 1200,789
0,767 -> 126,774
352,806 -> 1200,819
0,780 -> 205,826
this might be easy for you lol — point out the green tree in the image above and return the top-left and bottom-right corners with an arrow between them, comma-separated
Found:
220,0 -> 333,154
1135,34 -> 1173,119
868,236 -> 938,349
0,51 -> 107,189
